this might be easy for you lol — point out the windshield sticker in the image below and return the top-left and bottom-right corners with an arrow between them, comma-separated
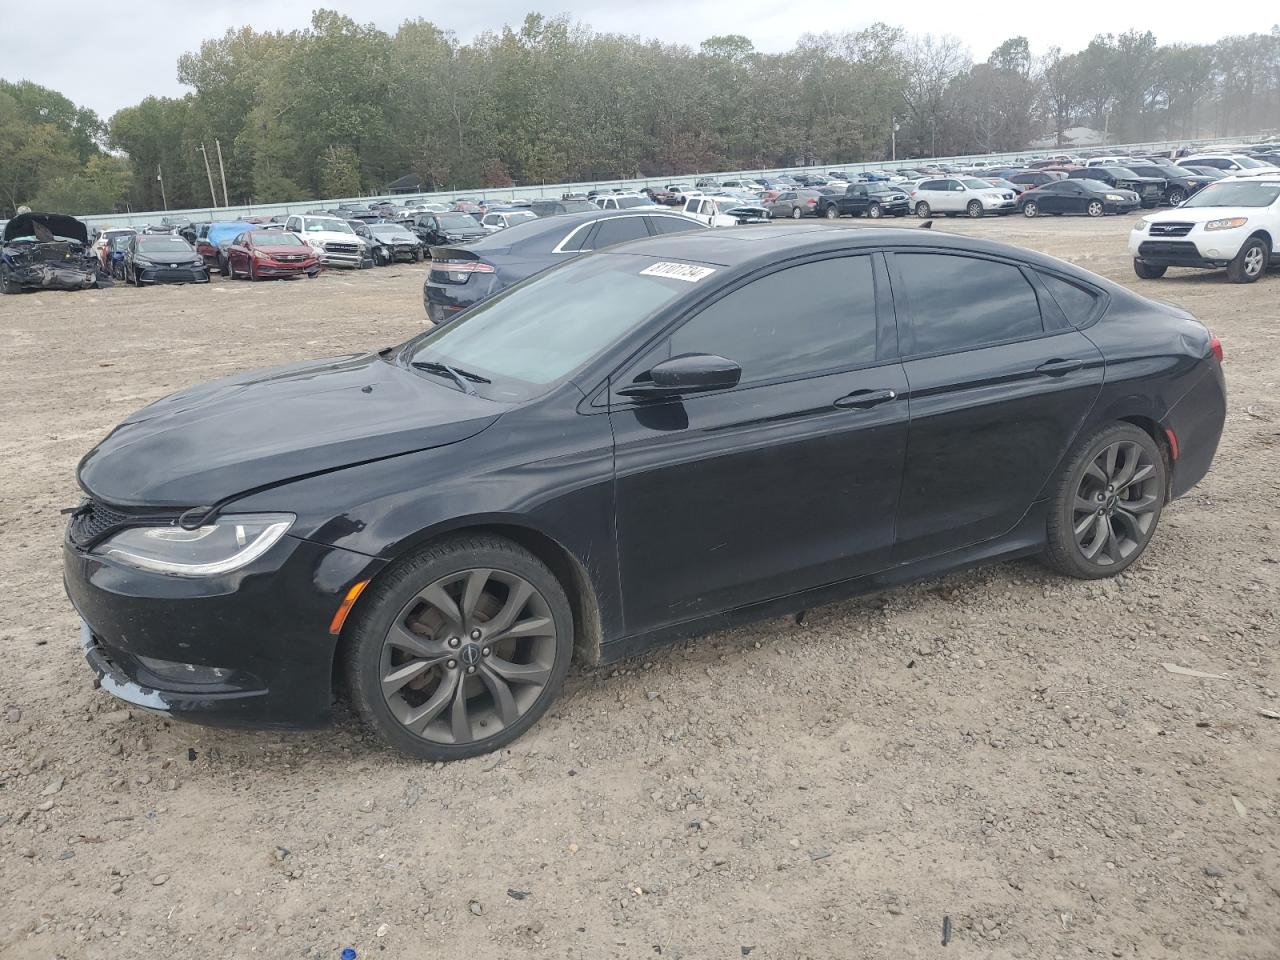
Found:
640,262 -> 716,283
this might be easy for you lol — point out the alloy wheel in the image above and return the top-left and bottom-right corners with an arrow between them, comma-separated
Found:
1087,201 -> 1103,217
1072,440 -> 1160,567
1023,201 -> 1038,218
1244,243 -> 1264,278
867,203 -> 881,219
378,568 -> 559,745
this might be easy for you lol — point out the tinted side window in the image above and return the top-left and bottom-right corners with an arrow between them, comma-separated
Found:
647,216 -> 701,236
1039,274 -> 1100,327
669,257 -> 878,386
919,180 -> 942,191
584,216 -> 649,250
897,254 -> 1043,354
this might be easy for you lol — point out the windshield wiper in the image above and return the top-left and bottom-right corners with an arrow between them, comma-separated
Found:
411,360 -> 490,394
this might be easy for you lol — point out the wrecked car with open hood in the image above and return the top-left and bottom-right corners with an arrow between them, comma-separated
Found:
1,213 -> 98,293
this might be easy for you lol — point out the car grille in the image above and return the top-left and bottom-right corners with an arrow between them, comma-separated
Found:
1140,184 -> 1162,195
1138,240 -> 1202,258
323,242 -> 359,254
1149,222 -> 1194,238
154,268 -> 198,282
68,500 -> 129,547
274,255 -> 306,262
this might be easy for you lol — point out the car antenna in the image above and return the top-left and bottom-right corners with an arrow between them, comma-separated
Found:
919,219 -> 933,229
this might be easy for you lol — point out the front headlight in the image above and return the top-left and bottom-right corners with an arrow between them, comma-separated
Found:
94,513 -> 294,576
1205,217 -> 1247,232
1106,194 -> 1125,201
1133,217 -> 1151,231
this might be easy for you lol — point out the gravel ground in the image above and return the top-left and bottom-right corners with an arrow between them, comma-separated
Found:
0,215 -> 1277,960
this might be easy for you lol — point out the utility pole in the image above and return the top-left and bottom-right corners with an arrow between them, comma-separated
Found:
214,139 -> 230,207
156,165 -> 168,211
891,116 -> 899,162
197,143 -> 218,207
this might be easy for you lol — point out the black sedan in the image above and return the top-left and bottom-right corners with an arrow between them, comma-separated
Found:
64,226 -> 1226,760
423,208 -> 706,325
123,233 -> 210,286
1019,180 -> 1141,217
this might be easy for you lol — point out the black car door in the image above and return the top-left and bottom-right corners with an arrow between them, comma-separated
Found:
610,254 -> 909,634
886,250 -> 1104,562
1035,184 -> 1064,213
1058,183 -> 1087,213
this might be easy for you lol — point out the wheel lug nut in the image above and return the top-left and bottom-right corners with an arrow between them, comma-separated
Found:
448,637 -> 460,648
470,629 -> 482,640
481,647 -> 490,656
447,659 -> 457,669
466,665 -> 476,674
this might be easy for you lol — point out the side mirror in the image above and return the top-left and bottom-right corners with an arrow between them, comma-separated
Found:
618,354 -> 742,398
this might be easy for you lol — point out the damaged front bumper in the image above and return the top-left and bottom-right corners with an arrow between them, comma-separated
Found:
3,262 -> 97,291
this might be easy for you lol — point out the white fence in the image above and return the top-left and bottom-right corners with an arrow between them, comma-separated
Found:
75,135 -> 1268,230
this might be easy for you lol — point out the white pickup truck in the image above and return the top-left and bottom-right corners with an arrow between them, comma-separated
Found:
681,195 -> 771,227
1128,172 -> 1280,283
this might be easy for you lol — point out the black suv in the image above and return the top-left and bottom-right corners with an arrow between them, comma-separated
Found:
820,182 -> 910,219
1124,161 -> 1214,206
1069,167 -> 1165,208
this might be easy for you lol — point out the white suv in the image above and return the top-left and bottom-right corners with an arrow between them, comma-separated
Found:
910,177 -> 1017,218
1128,174 -> 1280,283
283,215 -> 364,268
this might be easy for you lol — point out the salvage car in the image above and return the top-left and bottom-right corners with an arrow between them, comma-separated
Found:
282,215 -> 365,269
65,225 -> 1225,760
0,213 -> 98,293
820,182 -> 910,219
682,195 -> 771,226
1069,167 -> 1165,209
480,209 -> 538,233
122,233 -> 210,286
424,208 -> 706,324
367,223 -> 424,262
197,221 -> 256,272
1129,174 -> 1280,283
224,231 -> 321,280
1018,179 -> 1140,218
400,211 -> 487,247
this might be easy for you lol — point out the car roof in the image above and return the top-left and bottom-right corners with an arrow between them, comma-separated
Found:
461,208 -> 699,252
596,224 -> 1090,275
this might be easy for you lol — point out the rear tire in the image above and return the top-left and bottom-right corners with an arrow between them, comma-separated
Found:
966,200 -> 983,218
867,202 -> 882,219
1167,187 -> 1187,206
1087,201 -> 1104,217
824,204 -> 839,220
1042,423 -> 1166,580
1133,259 -> 1167,279
790,206 -> 802,219
1227,235 -> 1268,284
344,534 -> 575,761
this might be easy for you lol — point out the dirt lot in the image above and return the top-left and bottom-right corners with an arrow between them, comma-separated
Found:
0,215 -> 1277,960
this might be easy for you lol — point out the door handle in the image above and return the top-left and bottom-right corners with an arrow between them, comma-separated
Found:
1035,358 -> 1085,376
833,388 -> 898,410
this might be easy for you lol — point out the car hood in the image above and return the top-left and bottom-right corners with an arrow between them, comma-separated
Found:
5,212 -> 88,244
254,244 -> 316,258
78,352 -> 504,508
302,231 -> 361,244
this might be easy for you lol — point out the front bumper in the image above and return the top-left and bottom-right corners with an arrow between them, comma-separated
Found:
982,199 -> 1018,212
64,532 -> 383,728
134,264 -> 210,284
3,263 -> 97,290
1128,226 -> 1249,267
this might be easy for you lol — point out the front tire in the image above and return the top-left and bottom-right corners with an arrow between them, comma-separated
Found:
344,534 -> 574,761
1022,201 -> 1039,218
1042,423 -> 1166,580
1227,236 -> 1268,284
1133,259 -> 1167,279
915,201 -> 931,218
966,200 -> 983,218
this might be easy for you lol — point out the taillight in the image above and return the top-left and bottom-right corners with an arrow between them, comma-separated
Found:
1209,334 -> 1223,363
431,259 -> 495,284
806,198 -> 817,206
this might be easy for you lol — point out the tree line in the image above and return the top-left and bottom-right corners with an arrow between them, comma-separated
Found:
3,12 -> 1280,216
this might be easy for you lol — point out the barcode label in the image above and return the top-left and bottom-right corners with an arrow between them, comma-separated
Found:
640,262 -> 716,283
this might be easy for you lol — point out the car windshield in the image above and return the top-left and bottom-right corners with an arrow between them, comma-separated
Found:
304,219 -> 353,234
437,213 -> 480,230
1182,181 -> 1280,208
252,232 -> 304,245
961,179 -> 990,190
404,254 -> 693,400
137,236 -> 193,254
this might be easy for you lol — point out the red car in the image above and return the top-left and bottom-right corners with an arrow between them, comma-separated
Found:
224,230 -> 322,280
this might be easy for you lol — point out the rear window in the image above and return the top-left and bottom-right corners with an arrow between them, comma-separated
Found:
1039,274 -> 1101,326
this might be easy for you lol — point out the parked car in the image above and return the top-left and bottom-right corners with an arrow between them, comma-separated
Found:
766,189 -> 825,219
1129,173 -> 1280,283
0,212 -> 98,293
1122,163 -> 1213,206
480,209 -> 538,233
104,234 -> 131,280
653,184 -> 691,206
347,221 -> 388,266
683,196 -> 771,226
983,177 -> 1027,195
92,228 -> 136,270
1068,168 -> 1165,208
224,230 -> 321,280
820,182 -> 910,219
424,209 -> 707,324
910,178 -> 1016,218
199,221 -> 258,273
65,226 -> 1226,760
594,194 -> 657,211
283,215 -> 365,269
368,223 -> 425,262
1018,179 -> 1140,218
1007,171 -> 1067,191
1182,166 -> 1227,181
401,211 -> 488,248
529,199 -> 598,217
1176,154 -> 1274,174
122,233 -> 210,286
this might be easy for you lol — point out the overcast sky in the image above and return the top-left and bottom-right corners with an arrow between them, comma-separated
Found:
6,1 -> 1277,118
